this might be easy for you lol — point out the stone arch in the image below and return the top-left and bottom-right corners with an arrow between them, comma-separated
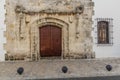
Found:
29,17 -> 69,60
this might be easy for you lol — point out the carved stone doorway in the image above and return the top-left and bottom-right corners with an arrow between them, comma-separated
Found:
39,25 -> 62,57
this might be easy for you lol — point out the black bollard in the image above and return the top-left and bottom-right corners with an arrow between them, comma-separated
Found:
62,66 -> 68,73
106,65 -> 112,71
17,67 -> 24,75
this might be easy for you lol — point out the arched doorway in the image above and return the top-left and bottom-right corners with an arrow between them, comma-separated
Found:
39,25 -> 62,57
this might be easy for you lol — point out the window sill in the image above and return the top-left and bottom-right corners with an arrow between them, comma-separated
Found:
96,43 -> 113,46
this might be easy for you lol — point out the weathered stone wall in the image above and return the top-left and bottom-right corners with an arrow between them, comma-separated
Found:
0,58 -> 120,80
4,0 -> 94,60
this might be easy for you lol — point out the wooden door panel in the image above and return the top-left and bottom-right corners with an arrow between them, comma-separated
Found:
40,26 -> 51,57
51,26 -> 61,56
40,25 -> 61,57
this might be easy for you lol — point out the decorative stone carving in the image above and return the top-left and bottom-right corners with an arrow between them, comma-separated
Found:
15,5 -> 25,13
5,0 -> 94,60
14,0 -> 84,14
29,17 -> 69,60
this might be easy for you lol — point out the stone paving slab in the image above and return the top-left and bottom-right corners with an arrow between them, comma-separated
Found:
26,76 -> 120,80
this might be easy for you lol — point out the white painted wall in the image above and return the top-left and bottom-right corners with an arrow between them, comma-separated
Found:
0,0 -> 5,61
0,0 -> 120,61
93,0 -> 120,58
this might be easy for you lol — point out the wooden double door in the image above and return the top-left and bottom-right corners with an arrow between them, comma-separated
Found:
40,25 -> 62,57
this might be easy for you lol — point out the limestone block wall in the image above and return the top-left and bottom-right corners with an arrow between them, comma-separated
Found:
4,0 -> 94,60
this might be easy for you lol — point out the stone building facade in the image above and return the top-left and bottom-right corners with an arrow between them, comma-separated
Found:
4,0 -> 94,61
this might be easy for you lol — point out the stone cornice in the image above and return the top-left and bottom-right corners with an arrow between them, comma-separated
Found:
14,0 -> 84,14
15,5 -> 84,14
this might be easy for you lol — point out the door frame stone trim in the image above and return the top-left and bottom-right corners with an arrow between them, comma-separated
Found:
29,17 -> 69,60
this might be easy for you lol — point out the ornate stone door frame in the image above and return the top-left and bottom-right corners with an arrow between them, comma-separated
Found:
29,17 -> 69,60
